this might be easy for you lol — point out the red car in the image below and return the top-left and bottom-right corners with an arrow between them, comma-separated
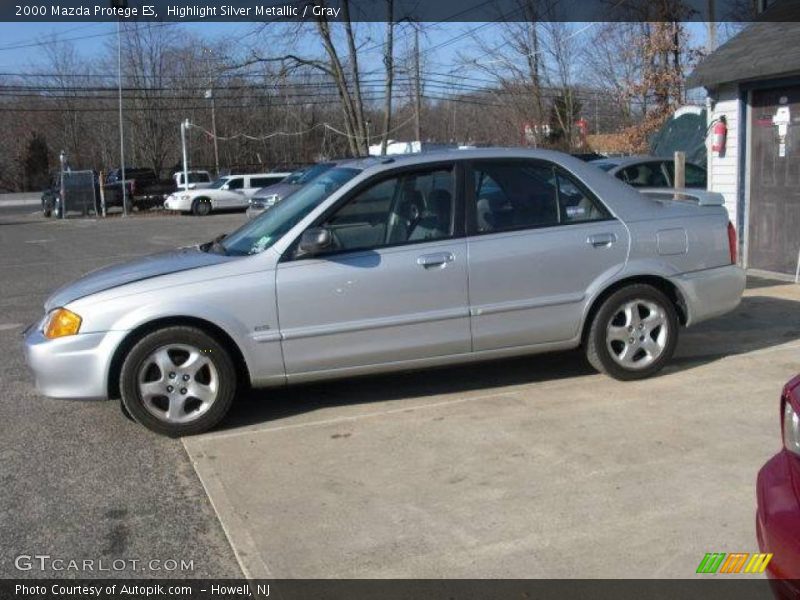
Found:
757,374 -> 800,598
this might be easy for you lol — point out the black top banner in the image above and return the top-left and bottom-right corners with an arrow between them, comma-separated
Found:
4,0 -> 800,22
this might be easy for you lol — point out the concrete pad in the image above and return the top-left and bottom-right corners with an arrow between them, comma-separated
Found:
185,281 -> 800,578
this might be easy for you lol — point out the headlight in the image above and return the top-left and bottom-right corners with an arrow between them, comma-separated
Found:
42,307 -> 82,339
250,199 -> 266,209
180,194 -> 191,201
784,399 -> 800,456
266,195 -> 279,206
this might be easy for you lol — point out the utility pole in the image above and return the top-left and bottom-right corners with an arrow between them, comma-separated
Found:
413,26 -> 422,143
706,0 -> 717,53
181,119 -> 190,195
205,89 -> 220,178
115,10 -> 128,217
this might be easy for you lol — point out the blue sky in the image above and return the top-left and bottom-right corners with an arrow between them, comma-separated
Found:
0,21 -> 709,78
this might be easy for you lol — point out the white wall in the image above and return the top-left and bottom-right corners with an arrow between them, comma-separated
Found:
707,83 -> 741,233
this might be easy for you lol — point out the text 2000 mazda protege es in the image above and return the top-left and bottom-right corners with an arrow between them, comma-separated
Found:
23,150 -> 745,436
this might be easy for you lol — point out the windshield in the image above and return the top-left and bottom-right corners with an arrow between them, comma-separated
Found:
282,169 -> 306,184
296,162 -> 335,184
220,167 -> 360,256
207,177 -> 231,189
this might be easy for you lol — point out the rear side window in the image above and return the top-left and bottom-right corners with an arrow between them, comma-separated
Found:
471,161 -> 608,233
250,176 -> 282,188
663,162 -> 707,188
685,164 -> 707,188
188,172 -> 210,183
617,162 -> 668,187
473,163 -> 558,232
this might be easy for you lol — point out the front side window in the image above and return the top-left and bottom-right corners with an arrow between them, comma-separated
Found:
219,167 -> 360,256
316,167 -> 455,254
226,178 -> 244,190
472,161 -> 608,233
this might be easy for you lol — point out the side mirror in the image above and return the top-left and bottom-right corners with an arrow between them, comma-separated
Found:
298,227 -> 332,256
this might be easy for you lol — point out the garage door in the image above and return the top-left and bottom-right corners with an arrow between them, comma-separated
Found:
748,87 -> 800,274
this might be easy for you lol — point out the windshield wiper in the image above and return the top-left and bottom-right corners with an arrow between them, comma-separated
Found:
201,233 -> 228,255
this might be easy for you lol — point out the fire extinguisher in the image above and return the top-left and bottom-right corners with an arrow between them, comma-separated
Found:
711,116 -> 727,157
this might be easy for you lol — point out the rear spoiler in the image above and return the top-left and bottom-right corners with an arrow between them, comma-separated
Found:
639,188 -> 725,206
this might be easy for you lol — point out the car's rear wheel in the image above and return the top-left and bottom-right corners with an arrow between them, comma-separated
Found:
119,326 -> 236,436
192,198 -> 211,216
585,284 -> 678,380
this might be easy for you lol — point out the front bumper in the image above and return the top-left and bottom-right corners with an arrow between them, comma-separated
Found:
671,264 -> 746,326
164,196 -> 192,211
23,326 -> 129,400
757,451 -> 800,582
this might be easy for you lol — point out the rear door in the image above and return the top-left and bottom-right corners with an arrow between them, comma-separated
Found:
276,163 -> 471,375
466,159 -> 629,351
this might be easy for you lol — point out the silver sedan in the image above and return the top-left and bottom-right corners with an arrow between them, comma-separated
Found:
23,149 -> 745,436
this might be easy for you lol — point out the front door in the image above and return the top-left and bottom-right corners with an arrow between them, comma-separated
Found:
276,163 -> 471,375
466,159 -> 629,351
219,176 -> 245,209
748,87 -> 800,274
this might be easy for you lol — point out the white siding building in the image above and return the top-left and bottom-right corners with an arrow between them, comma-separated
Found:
689,23 -> 800,277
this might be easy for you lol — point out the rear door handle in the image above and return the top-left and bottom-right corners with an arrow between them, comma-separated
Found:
417,252 -> 454,268
587,233 -> 617,248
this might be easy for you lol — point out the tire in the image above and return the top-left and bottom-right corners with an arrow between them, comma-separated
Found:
119,326 -> 237,436
192,198 -> 212,217
53,199 -> 63,219
42,204 -> 52,218
585,284 -> 678,380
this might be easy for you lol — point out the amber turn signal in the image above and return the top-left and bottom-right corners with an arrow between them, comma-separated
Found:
43,308 -> 82,339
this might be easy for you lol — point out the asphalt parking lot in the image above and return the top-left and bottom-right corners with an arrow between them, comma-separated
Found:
1,206 -> 799,579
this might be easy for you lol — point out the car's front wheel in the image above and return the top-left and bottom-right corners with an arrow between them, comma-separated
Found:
192,198 -> 211,216
119,326 -> 237,436
585,284 -> 678,380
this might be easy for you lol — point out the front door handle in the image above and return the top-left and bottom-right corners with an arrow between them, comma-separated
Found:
587,233 -> 617,248
417,252 -> 454,268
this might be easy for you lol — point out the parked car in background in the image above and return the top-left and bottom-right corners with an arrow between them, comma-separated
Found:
41,173 -> 60,217
23,149 -> 745,436
42,171 -> 101,218
103,168 -> 214,211
591,156 -> 707,189
757,374 -> 800,595
164,172 -> 289,216
173,170 -> 213,190
246,162 -> 338,218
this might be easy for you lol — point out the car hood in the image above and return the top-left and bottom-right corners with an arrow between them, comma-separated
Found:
254,183 -> 299,200
45,246 -> 231,311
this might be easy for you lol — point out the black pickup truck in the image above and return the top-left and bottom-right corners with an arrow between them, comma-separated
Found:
103,168 -> 213,211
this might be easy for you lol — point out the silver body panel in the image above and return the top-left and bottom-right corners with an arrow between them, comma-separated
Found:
23,148 -> 746,399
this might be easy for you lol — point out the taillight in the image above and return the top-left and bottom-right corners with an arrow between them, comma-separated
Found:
727,221 -> 737,265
